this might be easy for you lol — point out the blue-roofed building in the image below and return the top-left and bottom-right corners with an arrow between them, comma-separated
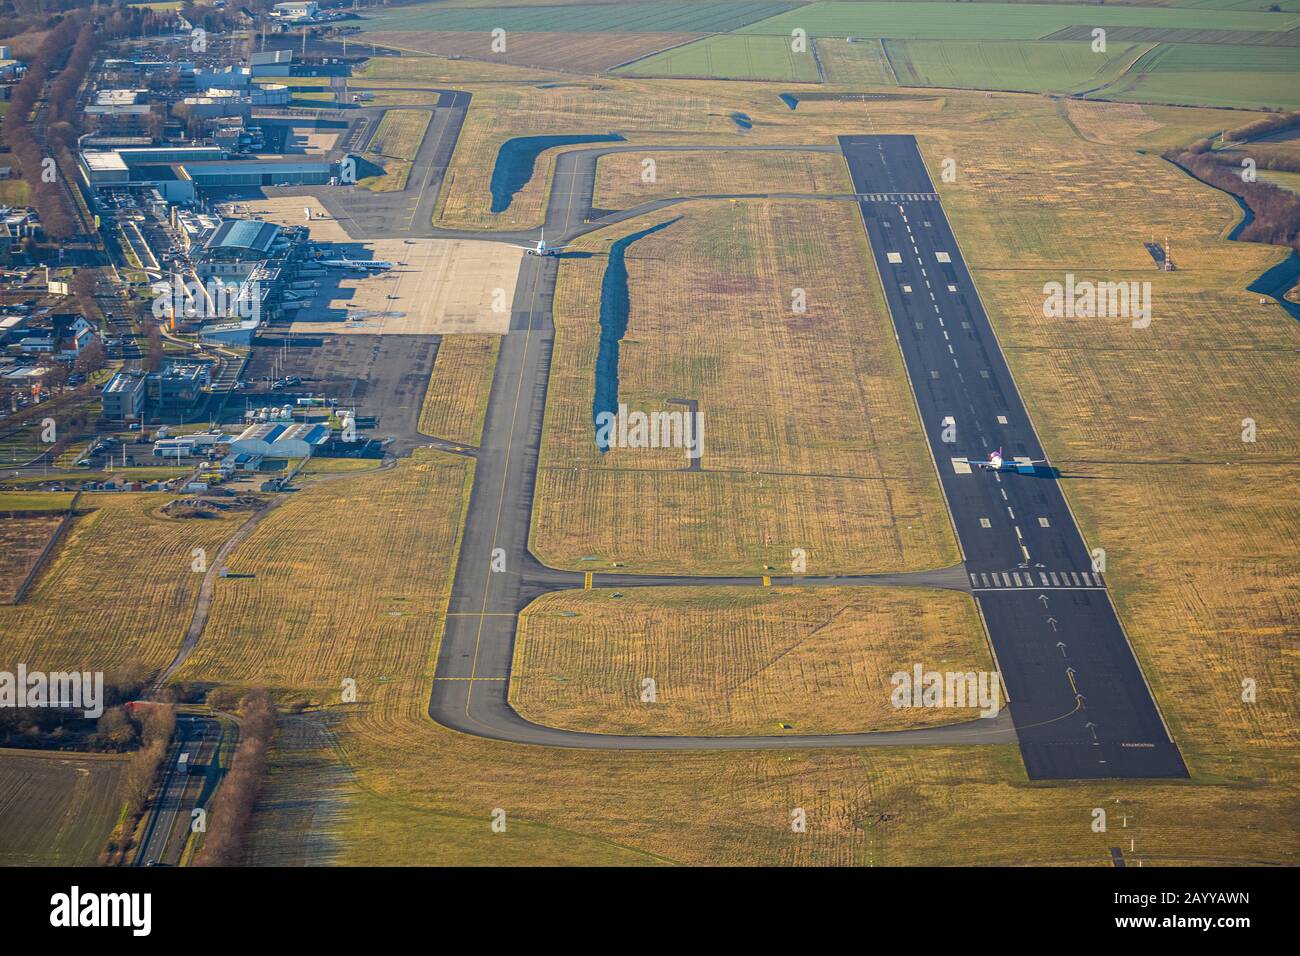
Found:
196,218 -> 287,278
208,218 -> 281,254
229,421 -> 331,458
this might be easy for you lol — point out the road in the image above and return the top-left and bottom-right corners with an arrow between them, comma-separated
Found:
134,715 -> 224,867
839,134 -> 1186,779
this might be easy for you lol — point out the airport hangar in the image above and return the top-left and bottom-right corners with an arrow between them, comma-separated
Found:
78,145 -> 346,203
228,422 -> 331,458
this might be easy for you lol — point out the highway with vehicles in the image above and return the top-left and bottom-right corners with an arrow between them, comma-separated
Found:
134,714 -> 226,867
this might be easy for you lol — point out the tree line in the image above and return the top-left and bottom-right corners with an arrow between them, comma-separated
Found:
2,15 -> 85,240
1,6 -> 149,240
194,689 -> 278,867
100,701 -> 177,864
1166,147 -> 1300,251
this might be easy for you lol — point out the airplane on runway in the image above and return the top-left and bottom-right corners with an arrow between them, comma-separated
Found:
954,447 -> 1047,472
509,229 -> 567,257
318,258 -> 394,272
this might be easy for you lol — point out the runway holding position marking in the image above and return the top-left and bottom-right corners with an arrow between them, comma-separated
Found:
840,134 -> 1187,780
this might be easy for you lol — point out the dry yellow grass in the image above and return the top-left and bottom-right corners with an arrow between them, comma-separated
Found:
357,108 -> 432,193
918,103 -> 1300,467
978,264 -> 1296,354
815,37 -> 897,86
367,109 -> 432,161
0,494 -> 242,675
532,468 -> 955,576
332,679 -> 1296,866
1062,99 -> 1163,145
0,514 -> 64,603
138,371 -> 1286,868
1007,347 -> 1299,462
593,149 -> 852,209
417,333 -> 501,446
921,118 -> 1251,272
533,198 -> 957,574
430,86 -> 720,229
511,586 -> 993,735
358,157 -> 412,193
384,69 -> 864,230
1062,463 -> 1300,766
177,451 -> 472,696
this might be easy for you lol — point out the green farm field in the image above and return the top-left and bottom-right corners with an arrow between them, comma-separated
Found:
358,1 -> 800,35
738,2 -> 1300,39
0,751 -> 126,866
1098,43 -> 1300,109
881,38 -> 1148,94
617,34 -> 822,82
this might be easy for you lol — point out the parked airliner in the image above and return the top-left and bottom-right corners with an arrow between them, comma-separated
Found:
319,258 -> 394,272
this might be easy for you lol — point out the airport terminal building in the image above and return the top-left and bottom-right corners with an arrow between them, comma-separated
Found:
80,146 -> 344,202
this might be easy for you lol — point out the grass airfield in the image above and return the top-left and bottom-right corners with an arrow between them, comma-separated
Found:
534,197 -> 959,575
4,0 -> 1298,867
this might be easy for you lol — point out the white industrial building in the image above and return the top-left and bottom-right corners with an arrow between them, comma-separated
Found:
200,316 -> 261,345
228,421 -> 330,458
271,2 -> 319,22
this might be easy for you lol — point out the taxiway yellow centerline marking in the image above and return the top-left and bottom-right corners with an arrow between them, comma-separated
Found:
465,261 -> 543,716
435,677 -> 509,681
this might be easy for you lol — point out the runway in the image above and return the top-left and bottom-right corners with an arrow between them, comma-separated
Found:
839,134 -> 1186,779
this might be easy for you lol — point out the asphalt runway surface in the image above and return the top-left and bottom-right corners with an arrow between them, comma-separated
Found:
839,134 -> 1186,779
